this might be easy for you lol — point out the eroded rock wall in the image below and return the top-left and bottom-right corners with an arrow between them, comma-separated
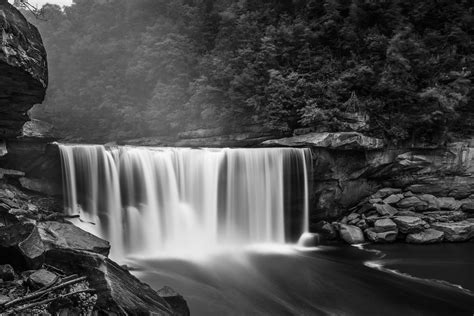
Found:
0,1 -> 47,138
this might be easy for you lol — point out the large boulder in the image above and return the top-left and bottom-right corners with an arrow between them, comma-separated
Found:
431,220 -> 474,242
392,216 -> 427,234
0,223 -> 44,269
37,221 -> 110,256
338,224 -> 365,244
262,132 -> 385,150
406,229 -> 444,244
45,249 -> 189,315
0,1 -> 47,138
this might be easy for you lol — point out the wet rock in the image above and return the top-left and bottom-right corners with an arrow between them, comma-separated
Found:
45,249 -> 188,315
312,221 -> 337,240
374,203 -> 398,216
0,264 -> 16,281
157,286 -> 190,316
0,223 -> 44,269
406,229 -> 444,244
18,177 -> 61,196
392,216 -> 427,234
38,221 -> 110,256
366,229 -> 397,243
339,224 -> 365,244
431,221 -> 474,242
28,269 -> 58,290
297,232 -> 320,247
374,218 -> 397,233
383,194 -> 404,205
397,197 -> 428,211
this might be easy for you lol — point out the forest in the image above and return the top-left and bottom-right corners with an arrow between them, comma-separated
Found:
27,0 -> 473,144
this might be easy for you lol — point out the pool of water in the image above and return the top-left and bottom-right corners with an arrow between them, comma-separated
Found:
127,243 -> 474,315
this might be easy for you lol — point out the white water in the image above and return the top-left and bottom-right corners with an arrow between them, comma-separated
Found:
59,144 -> 311,259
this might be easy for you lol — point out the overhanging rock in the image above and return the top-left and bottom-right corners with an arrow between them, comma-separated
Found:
0,1 -> 47,138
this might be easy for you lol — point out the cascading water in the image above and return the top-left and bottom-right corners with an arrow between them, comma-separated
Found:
59,144 -> 311,259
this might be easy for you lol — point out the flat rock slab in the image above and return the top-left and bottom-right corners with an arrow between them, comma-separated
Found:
262,132 -> 385,150
431,221 -> 474,242
38,221 -> 110,256
406,229 -> 444,244
392,216 -> 427,234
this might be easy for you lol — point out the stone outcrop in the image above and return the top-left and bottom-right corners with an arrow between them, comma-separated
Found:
45,249 -> 188,315
0,1 -> 48,138
262,132 -> 385,150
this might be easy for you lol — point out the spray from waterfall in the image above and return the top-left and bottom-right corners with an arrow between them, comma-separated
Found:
59,144 -> 311,259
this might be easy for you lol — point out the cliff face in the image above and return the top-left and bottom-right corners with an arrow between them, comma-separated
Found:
0,1 -> 47,138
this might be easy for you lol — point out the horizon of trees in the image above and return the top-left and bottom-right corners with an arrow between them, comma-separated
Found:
26,0 -> 473,144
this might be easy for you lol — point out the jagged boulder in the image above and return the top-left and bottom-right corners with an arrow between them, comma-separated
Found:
45,249 -> 189,315
0,1 -> 47,138
0,223 -> 44,269
406,229 -> 444,244
37,221 -> 110,256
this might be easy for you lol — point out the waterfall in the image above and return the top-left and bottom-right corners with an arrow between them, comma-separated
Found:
59,144 -> 311,259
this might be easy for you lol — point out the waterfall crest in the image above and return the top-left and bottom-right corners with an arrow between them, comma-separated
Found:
59,144 -> 311,259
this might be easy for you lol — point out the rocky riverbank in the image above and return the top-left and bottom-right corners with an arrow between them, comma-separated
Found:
0,179 -> 189,315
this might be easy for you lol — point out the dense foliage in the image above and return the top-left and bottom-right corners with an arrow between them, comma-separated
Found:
27,0 -> 473,143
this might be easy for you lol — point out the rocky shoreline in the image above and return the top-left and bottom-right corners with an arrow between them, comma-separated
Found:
312,187 -> 474,245
0,179 -> 189,315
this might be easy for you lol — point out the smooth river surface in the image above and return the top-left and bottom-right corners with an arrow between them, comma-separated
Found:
129,243 -> 474,316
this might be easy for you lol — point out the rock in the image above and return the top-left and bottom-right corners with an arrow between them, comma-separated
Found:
0,168 -> 25,179
45,249 -> 189,315
339,224 -> 365,244
18,177 -> 62,196
438,197 -> 461,210
28,269 -> 58,289
0,1 -> 48,138
461,201 -> 474,213
157,286 -> 190,316
431,221 -> 474,242
418,194 -> 440,210
356,219 -> 368,230
0,264 -> 16,281
0,223 -> 44,269
371,188 -> 402,199
347,213 -> 359,221
20,119 -> 59,141
38,221 -> 110,256
383,194 -> 404,205
366,229 -> 397,243
0,294 -> 10,305
297,232 -> 320,247
406,229 -> 444,244
374,218 -> 397,233
262,132 -> 385,150
397,197 -> 428,211
312,221 -> 337,240
374,203 -> 398,216
422,211 -> 467,223
392,216 -> 427,234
